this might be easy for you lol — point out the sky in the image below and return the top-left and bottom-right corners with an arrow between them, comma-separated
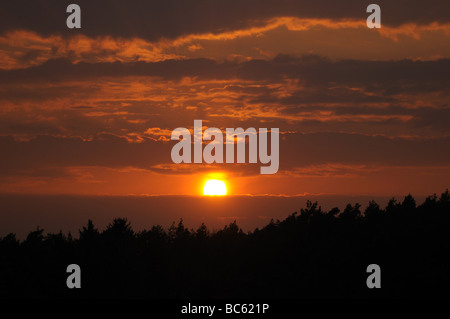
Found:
0,0 -> 449,199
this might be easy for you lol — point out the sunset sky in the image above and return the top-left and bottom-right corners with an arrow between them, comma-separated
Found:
1,0 -> 449,198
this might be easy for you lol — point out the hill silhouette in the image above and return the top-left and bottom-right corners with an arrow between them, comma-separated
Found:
1,190 -> 449,299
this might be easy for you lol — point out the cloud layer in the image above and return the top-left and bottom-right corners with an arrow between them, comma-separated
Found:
0,1 -> 448,195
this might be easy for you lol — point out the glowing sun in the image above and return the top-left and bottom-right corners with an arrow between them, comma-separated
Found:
203,179 -> 227,196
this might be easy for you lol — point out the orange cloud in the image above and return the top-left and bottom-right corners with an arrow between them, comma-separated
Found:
144,128 -> 173,141
2,18 -> 450,70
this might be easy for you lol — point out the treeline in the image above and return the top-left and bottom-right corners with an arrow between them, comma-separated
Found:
1,191 -> 450,298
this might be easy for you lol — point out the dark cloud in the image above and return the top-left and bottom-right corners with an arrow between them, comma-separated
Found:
0,134 -> 171,176
411,107 -> 450,132
0,58 -> 234,83
1,131 -> 450,179
1,1 -> 448,41
280,132 -> 450,169
0,53 -> 448,180
1,56 -> 449,97
0,55 -> 448,145
0,84 -> 100,102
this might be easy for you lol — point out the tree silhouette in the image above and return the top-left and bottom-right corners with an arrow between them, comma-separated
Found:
1,190 -> 450,298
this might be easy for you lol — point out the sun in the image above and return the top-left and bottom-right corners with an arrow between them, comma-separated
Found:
203,179 -> 227,196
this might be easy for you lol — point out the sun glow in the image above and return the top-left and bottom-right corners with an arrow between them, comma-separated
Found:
203,179 -> 227,196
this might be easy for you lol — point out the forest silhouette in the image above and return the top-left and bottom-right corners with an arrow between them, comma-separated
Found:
1,190 -> 449,299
